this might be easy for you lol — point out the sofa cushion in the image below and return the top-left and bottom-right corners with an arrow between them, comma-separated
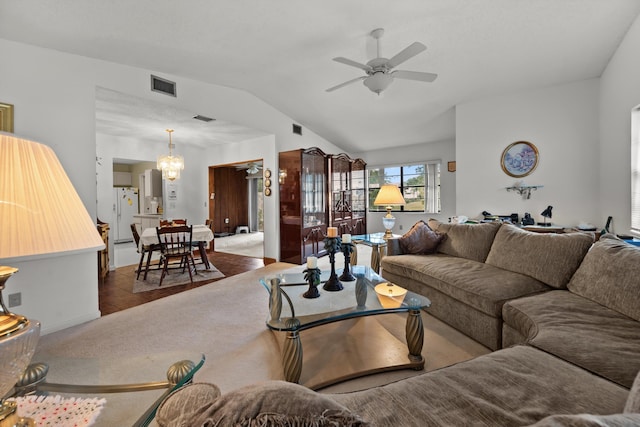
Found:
485,225 -> 594,289
567,238 -> 640,321
528,413 -> 640,426
399,220 -> 444,254
331,346 -> 628,427
157,380 -> 368,427
502,290 -> 640,388
427,220 -> 501,262
382,253 -> 549,317
625,370 -> 640,413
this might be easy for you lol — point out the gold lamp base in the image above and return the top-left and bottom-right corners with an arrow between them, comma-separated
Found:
0,267 -> 40,427
382,207 -> 396,239
0,401 -> 35,427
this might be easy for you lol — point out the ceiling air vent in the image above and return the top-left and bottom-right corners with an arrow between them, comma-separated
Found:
150,75 -> 177,97
292,124 -> 302,135
193,115 -> 215,122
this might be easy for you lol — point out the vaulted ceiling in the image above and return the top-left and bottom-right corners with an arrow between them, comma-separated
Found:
1,0 -> 639,153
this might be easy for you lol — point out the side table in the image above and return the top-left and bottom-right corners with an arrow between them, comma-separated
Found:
12,351 -> 205,427
351,233 -> 401,273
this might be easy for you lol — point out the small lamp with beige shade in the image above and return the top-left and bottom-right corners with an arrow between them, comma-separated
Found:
0,133 -> 105,425
373,184 -> 406,238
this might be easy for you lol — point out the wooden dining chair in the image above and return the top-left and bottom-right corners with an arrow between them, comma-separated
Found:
156,225 -> 197,287
159,219 -> 172,227
130,223 -> 162,280
172,219 -> 187,225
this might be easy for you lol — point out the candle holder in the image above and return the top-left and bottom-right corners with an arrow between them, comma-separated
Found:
323,236 -> 343,291
302,267 -> 321,299
339,242 -> 355,281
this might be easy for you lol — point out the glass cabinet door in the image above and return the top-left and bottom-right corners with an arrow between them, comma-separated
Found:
302,148 -> 327,228
331,155 -> 352,223
351,159 -> 366,219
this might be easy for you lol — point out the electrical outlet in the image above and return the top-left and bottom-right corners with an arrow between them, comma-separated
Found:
225,218 -> 230,224
8,292 -> 21,307
399,224 -> 403,230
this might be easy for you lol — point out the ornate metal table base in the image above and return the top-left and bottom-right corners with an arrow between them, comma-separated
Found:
279,312 -> 425,389
12,357 -> 204,427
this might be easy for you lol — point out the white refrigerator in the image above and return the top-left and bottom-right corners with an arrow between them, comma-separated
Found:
113,187 -> 139,243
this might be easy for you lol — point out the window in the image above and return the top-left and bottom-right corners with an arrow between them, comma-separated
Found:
368,161 -> 441,213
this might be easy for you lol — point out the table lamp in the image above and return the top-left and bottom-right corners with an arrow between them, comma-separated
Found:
374,184 -> 406,238
540,205 -> 553,226
0,133 -> 105,425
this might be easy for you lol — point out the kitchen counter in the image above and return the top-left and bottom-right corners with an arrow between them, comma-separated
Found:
133,214 -> 163,231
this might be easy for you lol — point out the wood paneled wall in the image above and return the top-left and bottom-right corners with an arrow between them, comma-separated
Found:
211,167 -> 248,235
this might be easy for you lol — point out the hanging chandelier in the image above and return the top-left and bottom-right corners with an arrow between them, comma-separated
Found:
157,129 -> 184,181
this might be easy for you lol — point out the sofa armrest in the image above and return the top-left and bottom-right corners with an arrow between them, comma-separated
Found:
386,238 -> 404,255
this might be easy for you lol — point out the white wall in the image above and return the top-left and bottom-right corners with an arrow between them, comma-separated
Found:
456,79 -> 601,227
354,138 -> 456,233
599,13 -> 640,235
0,38 -> 343,333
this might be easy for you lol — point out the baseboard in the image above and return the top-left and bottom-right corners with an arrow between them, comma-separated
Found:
41,310 -> 101,335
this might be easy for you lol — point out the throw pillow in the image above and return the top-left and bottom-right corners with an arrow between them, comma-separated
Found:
625,369 -> 640,413
156,382 -> 221,427
399,220 -> 445,254
156,380 -> 369,427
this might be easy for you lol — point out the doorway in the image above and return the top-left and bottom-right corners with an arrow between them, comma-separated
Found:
209,159 -> 264,258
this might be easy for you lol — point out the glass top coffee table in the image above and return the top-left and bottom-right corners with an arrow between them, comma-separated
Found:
260,265 -> 430,390
351,233 -> 402,273
11,351 -> 205,427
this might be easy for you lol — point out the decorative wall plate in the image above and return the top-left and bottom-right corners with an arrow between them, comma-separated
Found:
265,187 -> 272,196
264,178 -> 272,188
501,141 -> 539,178
264,169 -> 272,178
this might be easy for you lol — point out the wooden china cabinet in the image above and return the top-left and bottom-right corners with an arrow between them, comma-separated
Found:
329,154 -> 367,236
279,148 -> 367,264
279,147 -> 329,264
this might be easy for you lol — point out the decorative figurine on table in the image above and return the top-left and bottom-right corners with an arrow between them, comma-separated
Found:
339,233 -> 355,282
323,227 -> 343,291
302,256 -> 321,299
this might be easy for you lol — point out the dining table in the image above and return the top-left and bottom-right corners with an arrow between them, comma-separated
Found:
140,224 -> 214,270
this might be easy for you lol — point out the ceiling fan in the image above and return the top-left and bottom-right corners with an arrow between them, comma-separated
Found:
242,162 -> 262,175
326,28 -> 437,95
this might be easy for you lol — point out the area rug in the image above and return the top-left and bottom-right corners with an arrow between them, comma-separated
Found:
132,264 -> 225,293
214,231 -> 264,258
35,262 -> 489,426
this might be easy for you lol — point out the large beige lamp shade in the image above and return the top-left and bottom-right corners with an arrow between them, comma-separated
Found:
373,184 -> 406,238
0,132 -> 104,424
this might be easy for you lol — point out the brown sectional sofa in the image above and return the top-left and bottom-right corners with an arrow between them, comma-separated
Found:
382,221 -> 594,350
156,222 -> 640,426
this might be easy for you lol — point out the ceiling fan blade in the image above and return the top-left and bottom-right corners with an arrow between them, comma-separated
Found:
392,70 -> 438,82
386,42 -> 427,69
326,76 -> 366,92
333,57 -> 373,72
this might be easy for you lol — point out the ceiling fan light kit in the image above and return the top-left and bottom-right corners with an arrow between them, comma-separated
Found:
327,28 -> 437,95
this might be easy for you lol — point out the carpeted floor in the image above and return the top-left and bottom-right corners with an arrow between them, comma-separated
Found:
33,258 -> 490,426
132,263 -> 225,293
213,231 -> 264,258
